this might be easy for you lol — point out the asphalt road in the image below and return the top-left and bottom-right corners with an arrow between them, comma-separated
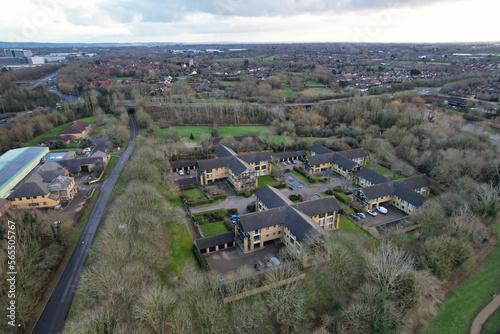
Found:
32,112 -> 138,334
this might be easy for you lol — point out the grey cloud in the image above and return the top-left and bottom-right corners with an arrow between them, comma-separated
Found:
96,0 -> 452,23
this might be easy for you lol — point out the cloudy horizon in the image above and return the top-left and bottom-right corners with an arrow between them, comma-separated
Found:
3,0 -> 499,44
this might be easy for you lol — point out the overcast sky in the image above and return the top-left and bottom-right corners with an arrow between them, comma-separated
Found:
3,0 -> 499,44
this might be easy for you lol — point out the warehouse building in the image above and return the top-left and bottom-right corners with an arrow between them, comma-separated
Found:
0,147 -> 49,198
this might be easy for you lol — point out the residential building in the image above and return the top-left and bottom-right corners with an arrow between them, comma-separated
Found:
196,146 -> 272,192
305,145 -> 367,177
272,151 -> 307,163
355,168 -> 391,187
235,186 -> 341,252
60,121 -> 91,139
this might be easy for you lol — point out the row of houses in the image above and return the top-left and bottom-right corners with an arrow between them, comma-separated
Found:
196,185 -> 342,254
302,144 -> 430,214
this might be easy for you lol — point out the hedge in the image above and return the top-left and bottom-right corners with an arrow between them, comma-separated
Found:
192,245 -> 210,271
288,195 -> 300,201
192,209 -> 227,224
293,166 -> 308,177
274,183 -> 286,189
213,194 -> 227,200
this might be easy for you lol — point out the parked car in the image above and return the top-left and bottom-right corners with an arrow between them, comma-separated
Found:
212,191 -> 221,196
83,147 -> 91,153
282,161 -> 287,166
292,160 -> 296,164
286,160 -> 291,165
367,210 -> 377,217
80,151 -> 87,155
376,206 -> 388,214
288,194 -> 298,198
344,190 -> 353,195
185,170 -> 190,175
357,212 -> 366,219
178,170 -> 184,176
350,214 -> 360,221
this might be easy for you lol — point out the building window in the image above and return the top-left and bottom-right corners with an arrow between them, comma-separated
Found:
327,216 -> 333,224
278,231 -> 281,234
254,229 -> 261,235
43,202 -> 47,205
266,234 -> 269,237
261,170 -> 266,175
319,218 -> 325,226
26,197 -> 30,200
261,161 -> 267,165
266,227 -> 269,230
33,196 -> 37,199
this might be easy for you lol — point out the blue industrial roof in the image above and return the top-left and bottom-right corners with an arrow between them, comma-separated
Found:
0,147 -> 48,190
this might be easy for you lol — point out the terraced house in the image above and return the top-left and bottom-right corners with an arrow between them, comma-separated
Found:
355,175 -> 431,214
235,185 -> 341,252
305,145 -> 367,177
196,146 -> 272,192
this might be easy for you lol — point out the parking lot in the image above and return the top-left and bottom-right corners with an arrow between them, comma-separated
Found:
275,159 -> 303,170
352,205 -> 408,228
205,242 -> 280,274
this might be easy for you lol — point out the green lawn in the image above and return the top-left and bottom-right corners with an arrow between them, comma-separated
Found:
257,175 -> 278,188
219,80 -> 238,87
50,148 -> 81,152
200,221 -> 229,237
422,224 -> 500,334
298,88 -> 333,96
337,215 -> 365,234
110,76 -> 133,81
166,219 -> 194,273
170,126 -> 269,142
290,170 -> 318,185
183,188 -> 203,199
306,81 -> 326,87
481,307 -> 500,334
100,156 -> 119,181
27,116 -> 96,146
365,160 -> 392,176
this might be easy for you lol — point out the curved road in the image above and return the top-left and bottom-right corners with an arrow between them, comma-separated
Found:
32,111 -> 138,334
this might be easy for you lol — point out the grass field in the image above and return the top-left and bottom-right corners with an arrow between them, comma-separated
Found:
27,116 -> 96,146
481,307 -> 500,334
306,81 -> 326,87
183,188 -> 203,199
298,88 -> 333,96
166,219 -> 194,273
100,156 -> 119,181
365,160 -> 392,176
200,221 -> 228,237
337,215 -> 365,234
110,76 -> 133,81
257,175 -> 278,188
170,126 -> 269,142
422,223 -> 500,334
219,80 -> 238,87
290,170 -> 318,185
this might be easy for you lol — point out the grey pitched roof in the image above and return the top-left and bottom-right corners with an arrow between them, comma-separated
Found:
58,157 -> 104,173
195,232 -> 235,250
92,150 -> 108,158
310,144 -> 334,155
196,157 -> 231,171
215,145 -> 237,158
307,152 -> 336,166
255,185 -> 293,209
339,149 -> 367,160
355,168 -> 391,185
171,160 -> 197,169
237,151 -> 272,164
228,156 -> 253,176
360,182 -> 395,200
273,151 -> 307,160
395,175 -> 430,191
291,197 -> 341,216
8,182 -> 49,198
393,183 -> 426,208
240,206 -> 288,231
283,207 -> 325,241
331,153 -> 358,171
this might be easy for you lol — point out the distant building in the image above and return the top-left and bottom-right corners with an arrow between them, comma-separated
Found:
4,49 -> 32,58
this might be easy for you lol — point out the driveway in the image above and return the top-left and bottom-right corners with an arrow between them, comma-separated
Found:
355,206 -> 408,228
190,194 -> 255,215
205,242 -> 280,274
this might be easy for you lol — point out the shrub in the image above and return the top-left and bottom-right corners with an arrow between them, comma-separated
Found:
213,194 -> 227,201
192,245 -> 210,271
274,183 -> 286,189
333,186 -> 343,192
421,235 -> 474,279
227,208 -> 238,216
223,218 -> 235,233
192,209 -> 227,224
247,201 -> 256,212
288,195 -> 300,202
